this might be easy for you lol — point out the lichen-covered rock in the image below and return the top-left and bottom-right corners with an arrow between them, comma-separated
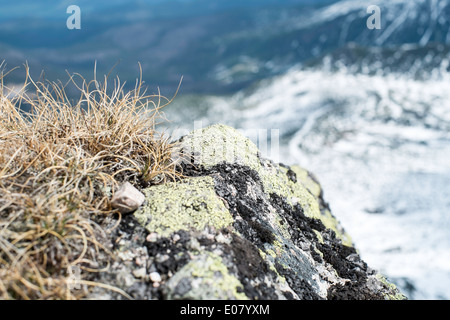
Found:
91,124 -> 406,300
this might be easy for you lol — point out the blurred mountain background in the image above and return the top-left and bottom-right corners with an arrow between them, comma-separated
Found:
1,0 -> 449,300
3,0 -> 450,94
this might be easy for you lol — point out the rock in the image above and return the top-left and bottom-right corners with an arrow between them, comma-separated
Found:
111,182 -> 146,213
95,124 -> 406,300
133,267 -> 147,279
149,272 -> 162,283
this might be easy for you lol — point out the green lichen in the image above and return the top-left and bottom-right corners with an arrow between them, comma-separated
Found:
179,124 -> 261,169
134,176 -> 233,237
291,165 -> 322,198
313,230 -> 324,244
165,252 -> 248,300
265,247 -> 278,259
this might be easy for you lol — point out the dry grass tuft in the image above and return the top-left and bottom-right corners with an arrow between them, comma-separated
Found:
0,63 -> 181,299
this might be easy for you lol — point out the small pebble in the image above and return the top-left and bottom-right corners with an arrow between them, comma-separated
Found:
132,267 -> 147,279
172,234 -> 181,243
149,271 -> 162,283
135,257 -> 145,266
146,232 -> 158,242
111,182 -> 146,214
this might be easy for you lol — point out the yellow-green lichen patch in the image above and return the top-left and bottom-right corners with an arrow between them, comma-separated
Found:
290,165 -> 322,198
134,176 -> 233,237
313,230 -> 324,244
179,124 -> 261,170
164,252 -> 248,300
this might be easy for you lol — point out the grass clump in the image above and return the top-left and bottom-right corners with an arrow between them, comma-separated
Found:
0,64 -> 181,299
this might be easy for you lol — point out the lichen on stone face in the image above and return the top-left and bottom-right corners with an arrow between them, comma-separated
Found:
134,176 -> 233,237
164,252 -> 248,300
178,124 -> 261,169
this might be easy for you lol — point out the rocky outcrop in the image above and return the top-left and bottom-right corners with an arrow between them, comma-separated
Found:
91,124 -> 406,300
